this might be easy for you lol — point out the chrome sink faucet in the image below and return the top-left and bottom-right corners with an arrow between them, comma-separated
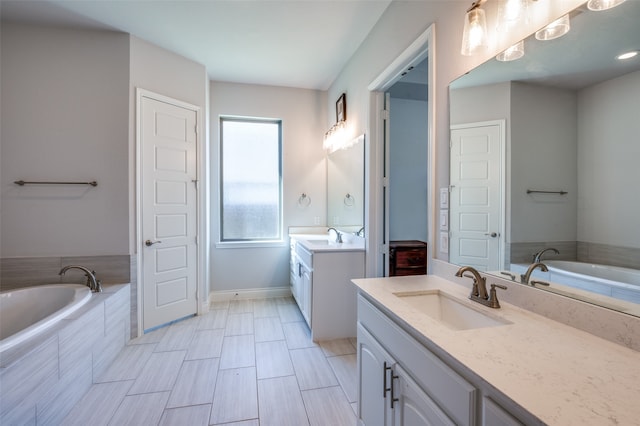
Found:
455,266 -> 507,309
59,265 -> 103,292
520,262 -> 548,285
327,227 -> 342,243
532,247 -> 559,263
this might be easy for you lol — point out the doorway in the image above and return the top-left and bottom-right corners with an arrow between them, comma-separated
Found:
137,90 -> 200,332
367,26 -> 435,278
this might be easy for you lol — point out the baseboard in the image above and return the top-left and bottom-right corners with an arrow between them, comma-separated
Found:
209,286 -> 292,302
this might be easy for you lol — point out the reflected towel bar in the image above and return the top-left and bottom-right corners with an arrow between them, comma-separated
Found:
14,180 -> 98,187
526,189 -> 567,195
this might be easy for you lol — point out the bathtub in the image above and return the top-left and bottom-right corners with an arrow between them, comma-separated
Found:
0,284 -> 92,353
514,261 -> 640,304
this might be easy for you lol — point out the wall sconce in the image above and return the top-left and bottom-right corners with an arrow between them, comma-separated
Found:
461,0 -> 488,56
535,13 -> 570,41
587,0 -> 627,11
496,40 -> 525,61
324,93 -> 348,152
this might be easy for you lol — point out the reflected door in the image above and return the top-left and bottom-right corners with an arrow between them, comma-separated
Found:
449,121 -> 504,271
141,94 -> 198,331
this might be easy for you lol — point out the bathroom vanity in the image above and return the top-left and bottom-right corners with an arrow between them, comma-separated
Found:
352,275 -> 640,425
290,234 -> 365,341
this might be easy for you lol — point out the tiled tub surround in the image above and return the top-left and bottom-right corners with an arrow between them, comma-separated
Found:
353,274 -> 640,425
0,283 -> 130,425
0,255 -> 138,338
509,241 -> 640,269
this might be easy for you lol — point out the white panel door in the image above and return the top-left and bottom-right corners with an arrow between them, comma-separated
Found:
449,122 -> 503,271
141,95 -> 198,330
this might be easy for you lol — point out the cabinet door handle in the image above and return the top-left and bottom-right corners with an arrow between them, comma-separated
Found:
383,362 -> 392,398
390,372 -> 399,409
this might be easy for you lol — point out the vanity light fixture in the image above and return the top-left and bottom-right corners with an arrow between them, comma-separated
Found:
496,0 -> 528,32
535,13 -> 570,41
461,0 -> 488,56
617,50 -> 638,60
587,0 -> 627,11
496,40 -> 525,61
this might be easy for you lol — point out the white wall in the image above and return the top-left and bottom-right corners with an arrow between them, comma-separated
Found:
577,70 -> 640,249
389,98 -> 428,242
209,81 -> 327,293
1,23 -> 130,257
326,0 -> 585,267
510,82 -> 577,243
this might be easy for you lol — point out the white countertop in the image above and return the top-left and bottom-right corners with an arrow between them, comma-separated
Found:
352,275 -> 640,426
290,233 -> 365,253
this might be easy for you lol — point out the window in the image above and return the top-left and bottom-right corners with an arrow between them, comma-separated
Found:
220,117 -> 282,242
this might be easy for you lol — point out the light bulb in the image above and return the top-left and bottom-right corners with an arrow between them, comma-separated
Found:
587,0 -> 627,11
461,8 -> 488,56
497,0 -> 528,32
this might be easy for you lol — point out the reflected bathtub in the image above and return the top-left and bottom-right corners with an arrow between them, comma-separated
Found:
517,260 -> 640,304
0,284 -> 92,353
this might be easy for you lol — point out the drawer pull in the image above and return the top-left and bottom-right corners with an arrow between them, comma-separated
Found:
383,362 -> 392,398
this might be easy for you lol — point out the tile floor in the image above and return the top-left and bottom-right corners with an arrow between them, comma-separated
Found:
62,297 -> 358,426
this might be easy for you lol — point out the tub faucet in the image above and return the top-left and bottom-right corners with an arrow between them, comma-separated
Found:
520,262 -> 548,285
59,265 -> 102,292
532,248 -> 559,263
327,227 -> 343,243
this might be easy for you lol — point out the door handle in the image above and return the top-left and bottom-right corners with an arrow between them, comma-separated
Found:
145,239 -> 162,247
484,232 -> 499,238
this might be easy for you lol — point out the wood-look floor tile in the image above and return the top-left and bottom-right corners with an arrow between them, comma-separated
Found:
210,300 -> 230,310
225,312 -> 254,336
274,296 -> 295,305
253,299 -> 280,318
128,351 -> 186,395
319,338 -> 356,357
154,322 -> 197,352
186,329 -> 224,360
256,340 -> 294,379
277,303 -> 304,323
257,376 -> 309,426
289,347 -> 338,390
210,367 -> 258,424
108,391 -> 170,426
61,380 -> 134,426
167,358 -> 219,408
95,343 -> 156,382
213,420 -> 259,426
228,299 -> 254,314
282,321 -> 317,350
197,309 -> 227,330
219,335 -> 255,369
328,354 -> 357,403
160,404 -> 211,426
254,316 -> 285,342
301,386 -> 357,426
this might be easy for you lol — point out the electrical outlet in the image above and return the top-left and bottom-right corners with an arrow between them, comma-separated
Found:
439,232 -> 449,254
314,216 -> 321,225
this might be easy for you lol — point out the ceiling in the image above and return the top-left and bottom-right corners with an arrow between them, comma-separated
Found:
0,0 -> 393,90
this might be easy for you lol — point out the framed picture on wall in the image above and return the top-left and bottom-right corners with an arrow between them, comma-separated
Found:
336,93 -> 346,122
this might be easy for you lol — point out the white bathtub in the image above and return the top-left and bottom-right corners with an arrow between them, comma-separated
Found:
514,261 -> 640,304
0,284 -> 92,353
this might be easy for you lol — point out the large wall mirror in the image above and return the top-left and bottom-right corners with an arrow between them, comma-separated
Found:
327,135 -> 365,231
449,1 -> 640,317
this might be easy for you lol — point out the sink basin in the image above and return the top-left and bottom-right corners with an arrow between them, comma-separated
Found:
394,290 -> 511,330
305,239 -> 333,245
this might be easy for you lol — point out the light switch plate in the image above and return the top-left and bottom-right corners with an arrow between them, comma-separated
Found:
439,188 -> 449,209
440,232 -> 449,254
439,210 -> 448,231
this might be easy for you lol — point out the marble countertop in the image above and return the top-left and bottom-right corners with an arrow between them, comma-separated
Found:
352,274 -> 640,426
290,233 -> 365,253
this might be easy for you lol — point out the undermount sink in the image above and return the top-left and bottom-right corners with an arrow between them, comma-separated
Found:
305,239 -> 332,245
394,290 -> 512,331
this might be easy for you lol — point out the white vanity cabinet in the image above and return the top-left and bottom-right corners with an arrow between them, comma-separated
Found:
289,235 -> 365,341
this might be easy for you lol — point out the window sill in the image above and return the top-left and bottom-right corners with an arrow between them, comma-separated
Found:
215,240 -> 286,249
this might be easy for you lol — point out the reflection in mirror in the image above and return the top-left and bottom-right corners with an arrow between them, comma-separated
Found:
449,2 -> 640,317
327,135 -> 364,231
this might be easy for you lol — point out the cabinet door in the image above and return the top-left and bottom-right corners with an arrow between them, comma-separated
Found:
357,324 -> 394,426
300,266 -> 312,326
392,365 -> 456,426
482,397 -> 523,426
